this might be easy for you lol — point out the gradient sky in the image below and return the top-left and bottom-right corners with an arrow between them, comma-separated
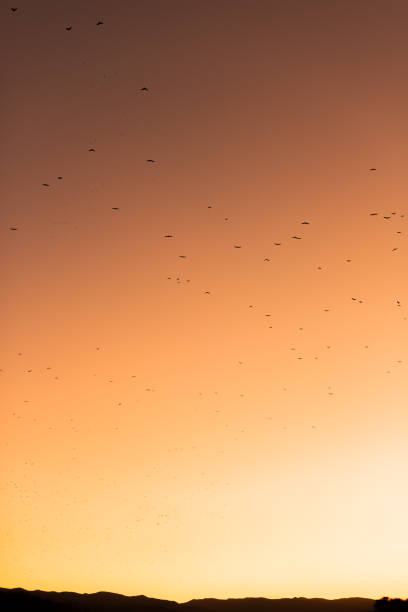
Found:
1,0 -> 408,602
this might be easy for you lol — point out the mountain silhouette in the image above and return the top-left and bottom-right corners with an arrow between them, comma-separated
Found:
0,588 -> 379,612
374,600 -> 408,612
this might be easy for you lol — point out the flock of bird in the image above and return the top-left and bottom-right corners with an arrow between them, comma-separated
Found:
5,8 -> 407,420
3,7 -> 408,565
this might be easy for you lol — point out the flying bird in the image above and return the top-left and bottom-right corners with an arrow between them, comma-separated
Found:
264,258 -> 270,262
9,226 -> 18,231
369,168 -> 376,171
369,213 -> 378,216
234,245 -> 242,248
392,247 -> 398,251
291,236 -> 301,239
301,221 -> 310,225
88,148 -> 95,152
146,159 -> 156,163
66,26 -> 72,30
179,255 -> 186,258
112,207 -> 120,210
42,183 -> 50,187
10,7 -> 17,11
140,87 -> 149,91
57,176 -> 63,179
164,234 -> 173,238
274,242 -> 281,246
96,20 -> 104,25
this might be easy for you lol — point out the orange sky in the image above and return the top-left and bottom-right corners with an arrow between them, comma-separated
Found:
1,0 -> 408,602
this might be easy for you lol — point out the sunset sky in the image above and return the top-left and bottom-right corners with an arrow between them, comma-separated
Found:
1,0 -> 408,602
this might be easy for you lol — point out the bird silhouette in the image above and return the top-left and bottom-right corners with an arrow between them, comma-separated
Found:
96,20 -> 104,25
112,207 -> 120,210
274,242 -> 281,246
140,87 -> 149,91
369,212 -> 378,216
234,245 -> 242,248
11,7 -> 17,11
369,168 -> 376,171
88,148 -> 95,152
66,26 -> 72,31
301,221 -> 310,224
146,159 -> 156,163
9,227 -> 18,231
291,236 -> 301,239
164,234 -> 173,238
57,176 -> 63,179
42,183 -> 50,187
179,255 -> 186,258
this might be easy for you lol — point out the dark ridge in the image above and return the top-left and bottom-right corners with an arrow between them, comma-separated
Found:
0,588 -> 178,612
0,588 -> 381,612
182,598 -> 376,612
374,600 -> 408,612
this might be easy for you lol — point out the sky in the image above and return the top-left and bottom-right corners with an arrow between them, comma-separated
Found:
1,0 -> 408,602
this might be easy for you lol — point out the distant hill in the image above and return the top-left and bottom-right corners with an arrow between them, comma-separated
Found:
0,588 -> 376,612
183,599 -> 375,612
0,589 -> 179,612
